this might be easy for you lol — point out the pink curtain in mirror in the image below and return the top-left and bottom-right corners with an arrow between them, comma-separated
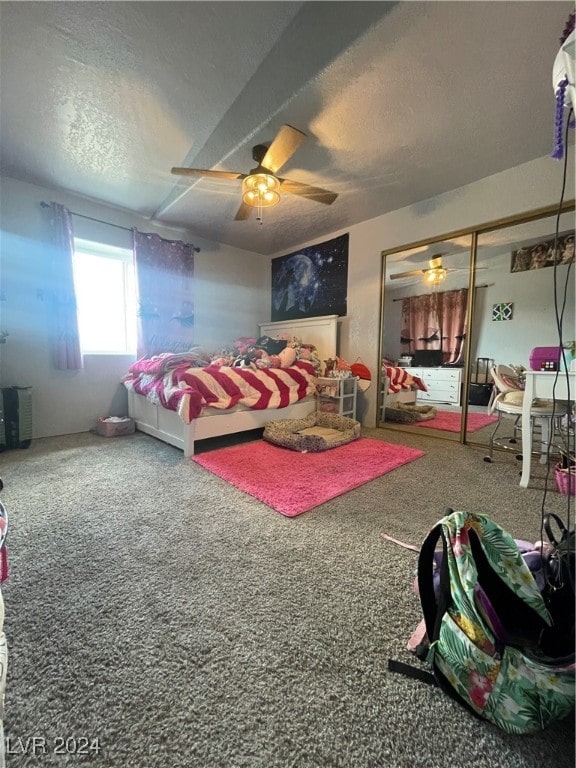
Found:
401,293 -> 441,355
401,288 -> 467,364
133,230 -> 196,358
47,202 -> 83,370
438,288 -> 468,364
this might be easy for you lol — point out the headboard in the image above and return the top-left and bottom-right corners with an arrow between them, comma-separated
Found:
258,314 -> 338,364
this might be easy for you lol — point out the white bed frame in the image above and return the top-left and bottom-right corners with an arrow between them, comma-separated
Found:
127,314 -> 339,456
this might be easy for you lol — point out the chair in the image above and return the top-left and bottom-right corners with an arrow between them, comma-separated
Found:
483,364 -> 568,465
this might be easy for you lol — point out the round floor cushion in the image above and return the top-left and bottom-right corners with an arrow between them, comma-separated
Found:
263,412 -> 361,452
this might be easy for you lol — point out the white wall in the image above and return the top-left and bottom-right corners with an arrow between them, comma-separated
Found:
271,154 -> 574,426
0,177 -> 268,438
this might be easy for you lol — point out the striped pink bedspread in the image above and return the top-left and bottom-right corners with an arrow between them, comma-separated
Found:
124,360 -> 317,424
384,365 -> 427,394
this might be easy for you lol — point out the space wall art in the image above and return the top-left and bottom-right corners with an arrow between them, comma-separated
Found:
271,233 -> 349,322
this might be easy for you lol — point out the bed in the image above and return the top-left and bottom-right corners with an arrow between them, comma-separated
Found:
380,365 -> 428,421
125,314 -> 339,456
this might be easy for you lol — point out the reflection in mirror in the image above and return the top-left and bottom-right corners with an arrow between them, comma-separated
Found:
465,208 -> 575,449
380,235 -> 473,442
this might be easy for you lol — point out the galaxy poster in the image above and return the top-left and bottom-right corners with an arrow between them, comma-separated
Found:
271,233 -> 349,322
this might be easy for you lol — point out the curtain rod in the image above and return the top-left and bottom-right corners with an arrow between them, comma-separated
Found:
40,201 -> 200,252
391,285 -> 492,301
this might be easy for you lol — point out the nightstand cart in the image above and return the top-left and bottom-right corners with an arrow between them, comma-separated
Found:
316,377 -> 358,419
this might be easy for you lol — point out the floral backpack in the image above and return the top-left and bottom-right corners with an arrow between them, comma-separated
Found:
391,510 -> 575,735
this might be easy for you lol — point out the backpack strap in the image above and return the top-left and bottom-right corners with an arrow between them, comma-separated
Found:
417,522 -> 451,644
387,519 -> 450,689
387,659 -> 436,685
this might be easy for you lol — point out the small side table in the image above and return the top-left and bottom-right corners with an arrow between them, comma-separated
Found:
316,377 -> 357,419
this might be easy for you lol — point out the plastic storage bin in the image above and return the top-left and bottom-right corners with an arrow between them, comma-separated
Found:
555,464 -> 575,496
528,347 -> 562,371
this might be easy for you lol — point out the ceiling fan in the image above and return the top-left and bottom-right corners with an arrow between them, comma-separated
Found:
171,124 -> 338,222
390,255 -> 469,284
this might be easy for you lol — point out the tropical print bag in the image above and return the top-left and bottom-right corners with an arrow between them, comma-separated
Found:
415,510 -> 575,734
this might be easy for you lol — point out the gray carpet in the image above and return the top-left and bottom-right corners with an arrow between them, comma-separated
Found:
0,427 -> 573,768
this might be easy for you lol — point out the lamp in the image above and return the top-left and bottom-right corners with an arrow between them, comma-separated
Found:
242,173 -> 280,222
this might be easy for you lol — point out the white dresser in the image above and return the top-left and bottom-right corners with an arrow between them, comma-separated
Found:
404,367 -> 462,405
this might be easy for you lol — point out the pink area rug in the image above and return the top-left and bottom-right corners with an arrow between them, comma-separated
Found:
192,438 -> 425,517
415,410 -> 497,433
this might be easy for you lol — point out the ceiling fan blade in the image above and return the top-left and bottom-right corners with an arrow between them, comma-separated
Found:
171,167 -> 244,181
234,201 -> 254,221
261,125 -> 306,174
390,270 -> 426,280
279,178 -> 338,205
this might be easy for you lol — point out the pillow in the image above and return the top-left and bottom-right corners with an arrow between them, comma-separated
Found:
256,336 -> 287,355
296,426 -> 345,442
501,391 -> 524,406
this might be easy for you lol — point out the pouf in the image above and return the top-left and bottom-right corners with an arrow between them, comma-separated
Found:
263,411 -> 361,452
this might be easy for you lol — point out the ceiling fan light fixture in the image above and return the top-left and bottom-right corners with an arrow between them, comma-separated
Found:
242,173 -> 280,208
425,267 -> 447,284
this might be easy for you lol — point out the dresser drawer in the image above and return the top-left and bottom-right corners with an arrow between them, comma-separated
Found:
421,368 -> 461,383
418,388 -> 460,404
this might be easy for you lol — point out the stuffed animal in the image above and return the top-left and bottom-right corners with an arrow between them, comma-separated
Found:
233,337 -> 257,355
324,358 -> 336,376
233,345 -> 262,369
278,346 -> 297,368
210,356 -> 231,367
330,356 -> 353,379
255,351 -> 273,369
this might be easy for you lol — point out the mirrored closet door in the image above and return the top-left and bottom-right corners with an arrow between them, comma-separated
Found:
379,201 -> 575,445
380,234 -> 473,442
465,206 -> 575,449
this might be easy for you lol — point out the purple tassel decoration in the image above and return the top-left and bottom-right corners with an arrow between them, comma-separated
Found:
552,76 -> 569,160
551,12 -> 575,159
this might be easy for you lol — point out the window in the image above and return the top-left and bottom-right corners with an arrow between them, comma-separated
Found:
72,238 -> 136,354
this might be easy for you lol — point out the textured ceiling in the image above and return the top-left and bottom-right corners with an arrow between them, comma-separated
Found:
0,1 -> 572,255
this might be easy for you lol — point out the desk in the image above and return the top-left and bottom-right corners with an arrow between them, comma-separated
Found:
520,371 -> 575,488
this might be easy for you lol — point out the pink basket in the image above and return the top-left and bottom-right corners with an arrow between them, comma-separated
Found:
555,464 -> 576,496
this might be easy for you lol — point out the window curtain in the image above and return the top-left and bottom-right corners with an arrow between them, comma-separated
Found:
47,202 -> 83,370
133,230 -> 196,358
401,288 -> 468,364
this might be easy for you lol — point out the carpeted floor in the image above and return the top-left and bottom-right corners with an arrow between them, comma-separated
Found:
192,438 -> 425,516
0,428 -> 573,768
